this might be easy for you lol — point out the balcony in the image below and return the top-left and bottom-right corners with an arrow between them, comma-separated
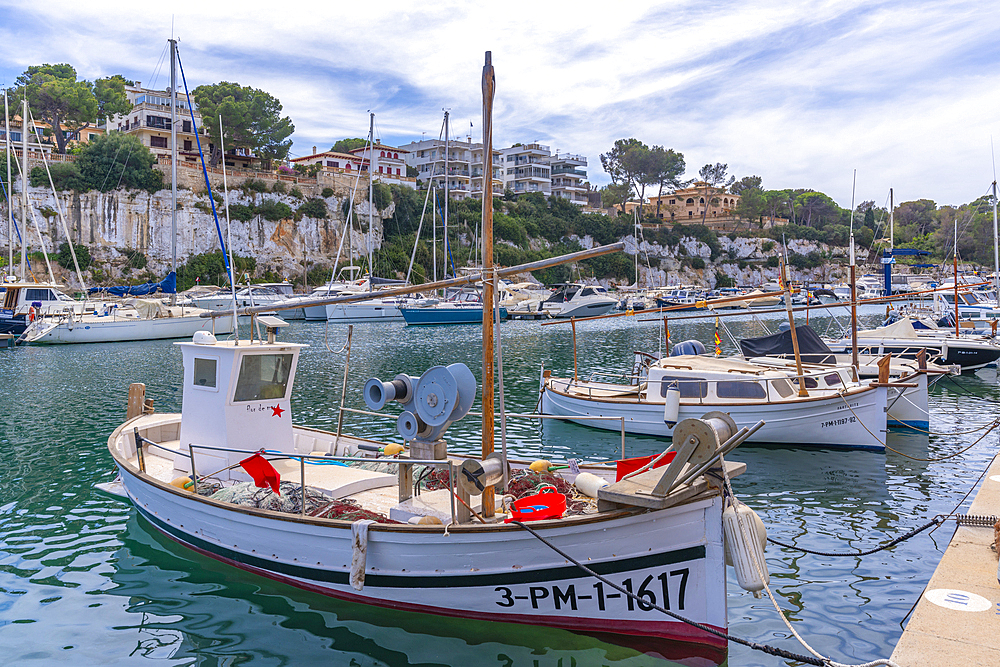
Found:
551,167 -> 586,177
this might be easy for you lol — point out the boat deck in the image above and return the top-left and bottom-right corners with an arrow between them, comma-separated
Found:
890,455 -> 1000,665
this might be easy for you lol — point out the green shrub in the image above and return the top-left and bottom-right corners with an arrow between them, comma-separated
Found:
256,200 -> 293,222
30,163 -> 84,190
691,257 -> 706,270
715,270 -> 735,288
289,187 -> 305,200
321,187 -> 335,198
761,240 -> 776,252
766,255 -> 780,267
241,178 -> 268,194
118,248 -> 147,270
229,204 -> 255,222
297,198 -> 328,219
57,242 -> 92,270
271,181 -> 287,194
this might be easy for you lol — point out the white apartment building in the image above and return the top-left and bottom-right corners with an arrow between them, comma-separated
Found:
549,152 -> 588,206
400,137 -> 501,199
500,143 -> 551,197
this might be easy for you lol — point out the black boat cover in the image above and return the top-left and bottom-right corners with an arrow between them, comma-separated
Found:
738,324 -> 837,363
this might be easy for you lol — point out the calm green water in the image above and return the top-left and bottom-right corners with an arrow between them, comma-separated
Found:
1,308 -> 997,666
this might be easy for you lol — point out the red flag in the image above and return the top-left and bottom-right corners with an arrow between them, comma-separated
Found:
240,453 -> 281,494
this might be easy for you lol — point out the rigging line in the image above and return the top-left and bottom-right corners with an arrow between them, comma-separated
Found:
884,418 -> 999,462
175,48 -> 233,289
8,146 -> 54,281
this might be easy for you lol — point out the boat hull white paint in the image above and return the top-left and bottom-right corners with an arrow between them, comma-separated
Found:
541,379 -> 887,449
24,313 -> 235,344
112,456 -> 728,658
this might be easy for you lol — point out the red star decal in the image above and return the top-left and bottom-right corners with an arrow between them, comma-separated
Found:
271,405 -> 285,417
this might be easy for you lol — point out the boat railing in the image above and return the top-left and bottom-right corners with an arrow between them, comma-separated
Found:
134,430 -> 465,525
338,405 -> 631,459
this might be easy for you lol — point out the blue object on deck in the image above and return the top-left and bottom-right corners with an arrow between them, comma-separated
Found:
88,272 -> 177,296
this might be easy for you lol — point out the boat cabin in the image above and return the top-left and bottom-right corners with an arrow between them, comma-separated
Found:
641,356 -> 852,404
1,281 -> 80,315
544,283 -> 609,304
172,332 -> 306,481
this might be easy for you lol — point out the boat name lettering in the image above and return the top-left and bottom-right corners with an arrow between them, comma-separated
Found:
245,404 -> 270,413
836,402 -> 860,411
821,416 -> 857,428
494,568 -> 689,612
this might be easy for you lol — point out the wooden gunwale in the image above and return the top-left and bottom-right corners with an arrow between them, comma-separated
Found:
107,418 -> 656,534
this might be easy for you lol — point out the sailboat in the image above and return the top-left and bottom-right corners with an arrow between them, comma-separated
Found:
18,41 -> 234,345
99,53 -> 758,661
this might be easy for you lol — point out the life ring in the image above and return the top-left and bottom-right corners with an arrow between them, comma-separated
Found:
27,306 -> 36,323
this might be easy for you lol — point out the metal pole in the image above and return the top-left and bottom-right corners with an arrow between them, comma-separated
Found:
954,218 -> 960,337
169,39 -> 178,306
334,324 -> 354,449
992,180 -> 998,303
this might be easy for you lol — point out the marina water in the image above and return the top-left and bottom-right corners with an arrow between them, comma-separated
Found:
1,307 -> 996,665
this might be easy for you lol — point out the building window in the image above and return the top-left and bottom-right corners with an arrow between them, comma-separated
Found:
346,163 -> 351,170
378,166 -> 383,173
150,136 -> 168,148
182,120 -> 191,133
669,199 -> 675,204
183,140 -> 192,151
686,198 -> 694,204
396,168 -> 400,175
146,115 -> 170,130
688,211 -> 693,217
380,151 -> 385,157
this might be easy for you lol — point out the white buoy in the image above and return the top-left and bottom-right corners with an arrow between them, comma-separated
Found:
662,382 -> 680,427
723,502 -> 769,596
574,472 -> 609,498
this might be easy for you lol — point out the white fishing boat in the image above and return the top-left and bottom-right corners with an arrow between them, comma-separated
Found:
98,53 -> 771,663
0,279 -> 87,334
541,283 -> 617,318
541,352 -> 887,449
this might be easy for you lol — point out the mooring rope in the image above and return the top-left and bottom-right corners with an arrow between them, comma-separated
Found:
509,519 -> 829,666
767,517 -> 945,556
717,463 -> 903,667
838,392 -> 1000,459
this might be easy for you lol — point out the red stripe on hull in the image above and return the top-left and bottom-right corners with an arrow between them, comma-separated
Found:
158,525 -> 728,662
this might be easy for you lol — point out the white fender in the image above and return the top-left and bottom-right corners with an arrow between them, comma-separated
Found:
723,502 -> 769,596
662,382 -> 680,427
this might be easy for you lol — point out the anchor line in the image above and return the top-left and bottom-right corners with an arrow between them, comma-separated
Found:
508,519 -> 828,666
941,373 -> 978,396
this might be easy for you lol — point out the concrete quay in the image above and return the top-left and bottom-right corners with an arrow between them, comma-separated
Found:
891,456 -> 1000,665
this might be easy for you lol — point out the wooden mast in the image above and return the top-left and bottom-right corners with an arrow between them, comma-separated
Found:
480,52 -> 496,518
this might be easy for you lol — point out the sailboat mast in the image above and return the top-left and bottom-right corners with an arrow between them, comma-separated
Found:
4,90 -> 10,276
992,180 -> 998,299
480,52 -> 496,519
432,187 -> 437,284
20,99 -> 27,281
368,112 -> 374,288
849,169 -> 858,369
444,111 -> 449,278
169,39 -> 178,306
953,216 -> 959,337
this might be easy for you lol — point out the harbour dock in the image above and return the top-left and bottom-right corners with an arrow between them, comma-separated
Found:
891,455 -> 1000,665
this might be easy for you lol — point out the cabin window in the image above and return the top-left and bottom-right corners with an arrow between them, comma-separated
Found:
716,381 -> 766,399
193,358 -> 218,389
659,376 -> 707,399
233,353 -> 293,402
25,288 -> 52,302
824,373 -> 842,387
580,288 -> 594,297
771,378 -> 794,398
796,377 -> 819,389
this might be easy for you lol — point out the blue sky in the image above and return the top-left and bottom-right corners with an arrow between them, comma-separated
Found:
2,0 -> 999,209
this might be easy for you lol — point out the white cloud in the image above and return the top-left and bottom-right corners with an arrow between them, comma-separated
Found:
1,0 -> 998,206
